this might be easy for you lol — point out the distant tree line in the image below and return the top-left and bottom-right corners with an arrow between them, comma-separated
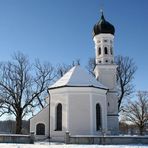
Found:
0,120 -> 29,134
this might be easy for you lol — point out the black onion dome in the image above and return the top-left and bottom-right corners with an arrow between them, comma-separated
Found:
93,12 -> 115,37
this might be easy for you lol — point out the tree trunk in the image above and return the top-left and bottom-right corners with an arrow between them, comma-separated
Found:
15,112 -> 22,134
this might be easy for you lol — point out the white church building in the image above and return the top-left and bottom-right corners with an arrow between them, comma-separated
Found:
30,12 -> 119,141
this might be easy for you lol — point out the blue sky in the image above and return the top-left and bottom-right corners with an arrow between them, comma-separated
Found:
0,0 -> 147,91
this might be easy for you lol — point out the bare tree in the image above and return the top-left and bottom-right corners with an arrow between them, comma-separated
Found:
56,64 -> 73,79
86,55 -> 137,111
119,121 -> 129,135
86,58 -> 96,77
0,52 -> 55,134
116,56 -> 137,110
123,91 -> 148,135
56,59 -> 80,79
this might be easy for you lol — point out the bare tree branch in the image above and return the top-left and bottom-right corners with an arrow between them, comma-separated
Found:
116,56 -> 137,110
56,59 -> 81,79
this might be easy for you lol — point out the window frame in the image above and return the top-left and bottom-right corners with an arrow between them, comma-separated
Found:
55,103 -> 62,131
96,103 -> 102,131
98,47 -> 101,55
104,47 -> 108,54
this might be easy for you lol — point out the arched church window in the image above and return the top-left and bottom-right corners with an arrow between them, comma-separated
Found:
56,103 -> 62,131
36,123 -> 45,135
98,47 -> 101,55
96,103 -> 101,131
104,47 -> 108,54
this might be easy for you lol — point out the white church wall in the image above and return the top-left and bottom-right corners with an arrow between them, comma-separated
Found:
94,65 -> 117,90
68,93 -> 91,135
30,105 -> 49,139
107,116 -> 119,134
49,87 -> 108,140
49,90 -> 68,141
91,93 -> 107,134
107,92 -> 118,114
107,92 -> 119,134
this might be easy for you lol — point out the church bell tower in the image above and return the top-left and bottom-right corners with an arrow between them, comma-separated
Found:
93,11 -> 119,134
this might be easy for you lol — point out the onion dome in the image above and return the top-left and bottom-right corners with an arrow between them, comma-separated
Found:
93,11 -> 115,37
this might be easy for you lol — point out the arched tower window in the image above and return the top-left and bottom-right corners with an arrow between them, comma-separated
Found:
98,47 -> 101,55
36,123 -> 45,135
96,103 -> 101,131
110,47 -> 113,55
56,103 -> 62,131
104,47 -> 108,54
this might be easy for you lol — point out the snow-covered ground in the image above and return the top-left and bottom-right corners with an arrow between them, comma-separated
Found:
0,142 -> 148,148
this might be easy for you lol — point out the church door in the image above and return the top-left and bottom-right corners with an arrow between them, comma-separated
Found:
36,123 -> 45,135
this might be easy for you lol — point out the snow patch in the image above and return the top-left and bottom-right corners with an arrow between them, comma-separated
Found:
0,143 -> 147,148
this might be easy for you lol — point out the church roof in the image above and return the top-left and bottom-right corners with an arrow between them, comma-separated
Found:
49,66 -> 107,90
93,11 -> 115,37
